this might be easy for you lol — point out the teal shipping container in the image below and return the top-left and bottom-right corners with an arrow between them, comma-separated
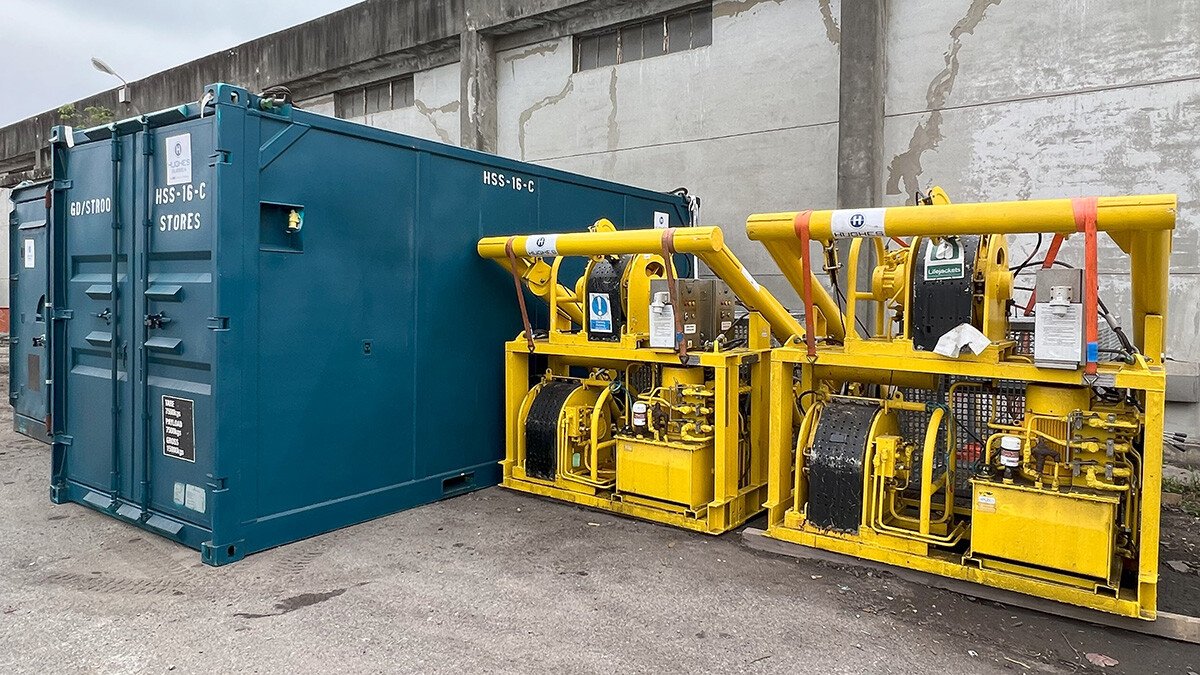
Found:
39,83 -> 694,564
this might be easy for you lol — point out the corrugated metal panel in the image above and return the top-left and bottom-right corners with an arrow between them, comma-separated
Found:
45,83 -> 693,564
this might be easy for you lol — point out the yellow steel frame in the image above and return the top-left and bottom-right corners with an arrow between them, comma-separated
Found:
483,224 -> 792,534
503,334 -> 772,533
753,194 -> 1175,620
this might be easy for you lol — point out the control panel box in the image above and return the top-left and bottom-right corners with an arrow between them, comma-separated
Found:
648,278 -> 735,349
1033,268 -> 1085,369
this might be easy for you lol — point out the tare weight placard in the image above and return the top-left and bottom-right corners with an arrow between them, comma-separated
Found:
162,395 -> 196,462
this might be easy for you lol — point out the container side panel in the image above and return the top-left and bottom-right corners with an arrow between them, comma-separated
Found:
10,183 -> 51,441
139,119 -> 218,529
58,139 -> 137,497
412,152 -> 692,480
254,124 -> 418,517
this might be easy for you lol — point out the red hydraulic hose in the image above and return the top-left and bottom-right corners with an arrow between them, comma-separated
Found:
1022,233 -> 1066,316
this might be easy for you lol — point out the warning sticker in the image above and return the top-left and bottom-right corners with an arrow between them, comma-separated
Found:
650,302 -> 676,349
184,484 -> 206,514
589,293 -> 613,333
654,211 -> 670,229
525,234 -> 558,257
830,208 -> 887,238
164,133 -> 192,186
23,239 -> 35,269
924,238 -> 966,281
162,395 -> 196,462
976,492 -> 997,514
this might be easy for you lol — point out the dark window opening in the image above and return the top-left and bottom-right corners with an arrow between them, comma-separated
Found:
334,75 -> 416,118
575,3 -> 711,72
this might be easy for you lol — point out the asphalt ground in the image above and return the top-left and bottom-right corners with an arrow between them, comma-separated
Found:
1,406 -> 1198,674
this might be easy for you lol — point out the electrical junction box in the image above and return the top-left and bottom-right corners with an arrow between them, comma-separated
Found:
648,278 -> 734,350
1033,268 -> 1085,369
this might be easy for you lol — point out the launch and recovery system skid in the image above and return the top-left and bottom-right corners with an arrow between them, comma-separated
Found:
478,223 -> 806,533
747,190 -> 1175,619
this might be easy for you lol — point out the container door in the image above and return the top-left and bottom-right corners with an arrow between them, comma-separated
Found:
9,183 -> 51,441
51,133 -> 138,506
132,120 -> 217,530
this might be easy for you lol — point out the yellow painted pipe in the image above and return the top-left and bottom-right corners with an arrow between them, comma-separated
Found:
479,227 -> 806,341
746,194 -> 1177,242
491,256 -> 586,326
759,238 -> 847,341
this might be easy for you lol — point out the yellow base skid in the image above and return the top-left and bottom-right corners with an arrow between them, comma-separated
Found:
503,476 -> 768,534
764,523 -> 1148,620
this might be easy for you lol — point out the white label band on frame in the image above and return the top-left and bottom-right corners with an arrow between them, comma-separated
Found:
829,207 -> 887,238
525,234 -> 559,257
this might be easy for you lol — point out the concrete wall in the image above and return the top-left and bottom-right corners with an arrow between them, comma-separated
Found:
495,0 -> 842,303
882,0 -> 1200,438
299,62 -> 463,145
4,0 -> 1199,437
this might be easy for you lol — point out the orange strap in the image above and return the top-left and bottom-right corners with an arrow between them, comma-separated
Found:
505,237 -> 536,352
661,228 -> 687,361
793,210 -> 816,359
1072,197 -> 1100,375
1021,233 -> 1066,316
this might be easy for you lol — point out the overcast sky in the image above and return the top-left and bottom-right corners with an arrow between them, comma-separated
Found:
0,0 -> 363,126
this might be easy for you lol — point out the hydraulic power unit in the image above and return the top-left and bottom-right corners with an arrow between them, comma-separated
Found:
39,83 -> 693,565
747,190 -> 1175,619
478,224 -> 809,532
9,180 -> 52,443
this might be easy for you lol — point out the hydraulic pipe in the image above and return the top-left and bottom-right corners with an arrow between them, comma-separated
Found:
746,194 -> 1177,242
479,227 -> 806,341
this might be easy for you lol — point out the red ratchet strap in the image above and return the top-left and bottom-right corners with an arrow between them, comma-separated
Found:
504,237 -> 536,352
1072,197 -> 1100,376
793,210 -> 817,359
661,228 -> 688,361
1021,233 -> 1066,316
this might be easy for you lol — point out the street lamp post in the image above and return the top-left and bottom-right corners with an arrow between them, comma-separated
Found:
91,57 -> 137,113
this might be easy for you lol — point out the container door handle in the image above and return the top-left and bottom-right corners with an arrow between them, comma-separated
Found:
144,312 -> 172,330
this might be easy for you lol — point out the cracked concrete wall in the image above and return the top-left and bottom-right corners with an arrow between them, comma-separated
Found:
495,0 -> 842,304
299,62 -> 463,146
883,0 -> 1200,434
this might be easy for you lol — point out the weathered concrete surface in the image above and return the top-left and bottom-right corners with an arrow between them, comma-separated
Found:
882,0 -> 1200,432
837,0 -> 881,209
1,414 -> 1197,674
495,0 -> 841,300
303,62 -> 464,146
460,28 -> 498,152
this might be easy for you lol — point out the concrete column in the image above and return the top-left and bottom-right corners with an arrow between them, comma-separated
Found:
460,27 -> 498,153
835,0 -> 886,329
836,0 -> 885,208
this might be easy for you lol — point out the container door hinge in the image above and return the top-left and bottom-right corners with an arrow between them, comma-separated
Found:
52,309 -> 74,321
207,475 -> 227,491
209,150 -> 232,166
54,434 -> 74,446
53,179 -> 73,191
206,316 -> 230,330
